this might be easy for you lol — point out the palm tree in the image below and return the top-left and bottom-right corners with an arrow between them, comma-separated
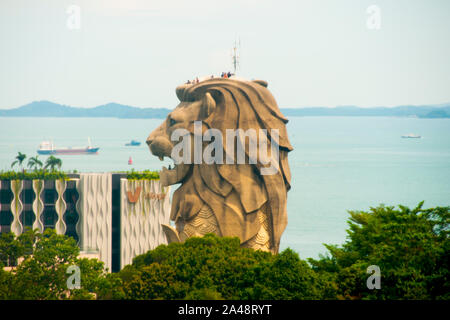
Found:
44,156 -> 62,172
27,155 -> 43,171
11,152 -> 27,171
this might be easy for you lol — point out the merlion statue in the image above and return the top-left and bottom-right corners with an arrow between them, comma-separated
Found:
146,78 -> 292,253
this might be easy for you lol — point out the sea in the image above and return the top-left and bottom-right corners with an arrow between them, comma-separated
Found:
1,116 -> 449,260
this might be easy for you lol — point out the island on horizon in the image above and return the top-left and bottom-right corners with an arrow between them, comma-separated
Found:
0,100 -> 449,119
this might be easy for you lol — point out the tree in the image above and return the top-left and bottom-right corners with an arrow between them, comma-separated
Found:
0,232 -> 21,267
44,155 -> 63,171
243,248 -> 333,300
69,258 -> 125,300
309,202 -> 450,300
120,234 -> 327,300
11,152 -> 26,171
0,267 -> 13,300
0,230 -> 37,267
27,155 -> 43,171
122,263 -> 188,300
1,229 -> 122,300
10,229 -> 80,299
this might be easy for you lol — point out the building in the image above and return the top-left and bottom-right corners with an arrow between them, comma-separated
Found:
0,173 -> 171,272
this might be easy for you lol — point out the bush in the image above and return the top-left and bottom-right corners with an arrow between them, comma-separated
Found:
309,202 -> 450,300
120,234 -> 326,300
0,229 -> 122,300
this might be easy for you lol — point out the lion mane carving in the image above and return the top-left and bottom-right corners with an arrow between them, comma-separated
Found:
146,78 -> 292,253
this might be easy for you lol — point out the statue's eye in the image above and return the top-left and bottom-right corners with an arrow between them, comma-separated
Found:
168,117 -> 177,127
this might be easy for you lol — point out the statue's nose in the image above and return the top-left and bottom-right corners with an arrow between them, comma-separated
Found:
147,131 -> 159,147
147,121 -> 166,147
148,136 -> 173,159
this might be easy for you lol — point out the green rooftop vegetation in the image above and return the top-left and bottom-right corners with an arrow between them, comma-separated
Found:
1,152 -> 160,181
125,169 -> 160,180
0,152 -> 67,181
0,170 -> 69,181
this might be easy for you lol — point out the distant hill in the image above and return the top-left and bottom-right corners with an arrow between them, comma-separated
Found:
280,104 -> 450,118
0,101 -> 171,119
1,100 -> 450,119
419,109 -> 450,119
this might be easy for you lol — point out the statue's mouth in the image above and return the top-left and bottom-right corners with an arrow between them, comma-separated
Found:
157,154 -> 190,187
160,156 -> 177,176
147,134 -> 192,186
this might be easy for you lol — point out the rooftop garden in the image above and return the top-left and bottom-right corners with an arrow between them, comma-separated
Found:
124,169 -> 159,180
0,152 -> 160,181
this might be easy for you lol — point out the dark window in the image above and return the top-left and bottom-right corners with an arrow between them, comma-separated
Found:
23,189 -> 35,204
42,187 -> 57,231
42,207 -> 57,229
0,210 -> 12,234
0,225 -> 10,234
111,174 -> 123,273
0,210 -> 12,225
64,208 -> 79,243
20,210 -> 36,229
44,189 -> 57,204
0,189 -> 13,204
63,187 -> 79,243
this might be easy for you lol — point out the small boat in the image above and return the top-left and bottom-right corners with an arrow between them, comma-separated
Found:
401,133 -> 421,139
125,140 -> 141,146
128,157 -> 133,165
37,138 -> 99,155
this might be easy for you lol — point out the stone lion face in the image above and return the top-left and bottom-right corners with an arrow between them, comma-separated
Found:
146,88 -> 215,188
147,100 -> 203,158
146,78 -> 292,253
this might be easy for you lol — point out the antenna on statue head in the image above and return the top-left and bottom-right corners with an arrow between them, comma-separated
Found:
231,37 -> 240,75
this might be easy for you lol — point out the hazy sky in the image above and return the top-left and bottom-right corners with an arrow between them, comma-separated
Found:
1,0 -> 449,109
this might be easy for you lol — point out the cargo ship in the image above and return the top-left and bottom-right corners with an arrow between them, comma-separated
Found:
37,138 -> 99,155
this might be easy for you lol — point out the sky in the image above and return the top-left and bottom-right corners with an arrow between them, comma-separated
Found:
0,0 -> 449,109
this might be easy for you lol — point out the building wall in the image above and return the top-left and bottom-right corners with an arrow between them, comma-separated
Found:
0,179 -> 79,237
76,173 -> 112,271
120,179 -> 170,269
0,174 -> 171,272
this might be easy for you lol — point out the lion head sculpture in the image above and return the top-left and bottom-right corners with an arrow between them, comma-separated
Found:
146,78 -> 292,253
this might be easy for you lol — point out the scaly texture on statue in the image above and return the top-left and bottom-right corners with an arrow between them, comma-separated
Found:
147,78 -> 292,253
177,204 -> 221,241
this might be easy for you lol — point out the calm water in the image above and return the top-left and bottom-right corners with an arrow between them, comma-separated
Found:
1,116 -> 450,259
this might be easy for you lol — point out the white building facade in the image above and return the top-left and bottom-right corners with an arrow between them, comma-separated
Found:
0,173 -> 171,272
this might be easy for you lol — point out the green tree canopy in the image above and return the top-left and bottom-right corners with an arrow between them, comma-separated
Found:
44,155 -> 63,171
27,155 -> 43,171
0,229 -> 122,300
11,152 -> 26,171
309,202 -> 450,300
119,234 -> 329,300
